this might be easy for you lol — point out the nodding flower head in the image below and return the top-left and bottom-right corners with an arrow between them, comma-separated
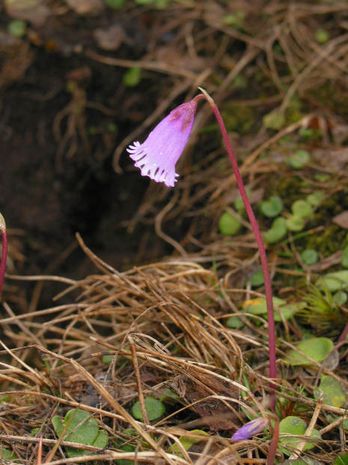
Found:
127,100 -> 197,187
231,417 -> 268,442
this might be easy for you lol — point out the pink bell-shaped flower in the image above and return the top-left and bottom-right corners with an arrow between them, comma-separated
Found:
127,100 -> 197,187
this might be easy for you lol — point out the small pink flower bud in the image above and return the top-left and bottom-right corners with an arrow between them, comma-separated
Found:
231,417 -> 268,441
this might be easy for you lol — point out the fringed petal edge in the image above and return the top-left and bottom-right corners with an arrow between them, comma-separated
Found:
127,142 -> 179,188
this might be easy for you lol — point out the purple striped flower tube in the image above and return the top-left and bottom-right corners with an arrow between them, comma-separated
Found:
127,100 -> 197,187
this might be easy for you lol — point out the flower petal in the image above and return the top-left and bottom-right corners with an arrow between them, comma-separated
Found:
127,100 -> 197,187
231,418 -> 268,441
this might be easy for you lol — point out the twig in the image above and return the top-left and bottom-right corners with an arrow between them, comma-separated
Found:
129,335 -> 150,425
0,213 -> 8,296
288,400 -> 322,459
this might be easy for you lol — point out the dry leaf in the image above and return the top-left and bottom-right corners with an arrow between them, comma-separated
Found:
5,0 -> 51,26
65,0 -> 104,15
0,33 -> 33,88
94,25 -> 124,51
333,211 -> 348,229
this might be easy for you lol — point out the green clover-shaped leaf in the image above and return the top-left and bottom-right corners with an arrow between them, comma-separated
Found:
264,217 -> 287,244
131,397 -> 165,422
52,408 -> 108,458
218,211 -> 242,236
279,416 -> 320,456
314,375 -> 346,408
285,337 -> 333,366
260,196 -> 283,218
317,270 -> 348,292
287,150 -> 311,169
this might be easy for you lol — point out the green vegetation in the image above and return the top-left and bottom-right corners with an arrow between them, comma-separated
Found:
52,409 -> 108,457
285,337 -> 334,366
131,397 -> 166,421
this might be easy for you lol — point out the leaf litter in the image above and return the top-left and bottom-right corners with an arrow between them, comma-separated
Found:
1,1 -> 348,464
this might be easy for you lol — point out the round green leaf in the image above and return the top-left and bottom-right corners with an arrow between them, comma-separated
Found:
234,187 -> 251,211
131,397 -> 165,421
159,388 -> 179,402
333,291 -> 347,305
279,416 -> 306,455
223,11 -> 245,29
234,196 -> 244,211
299,127 -> 321,141
242,297 -> 302,322
287,150 -> 311,169
279,416 -> 320,456
243,297 -> 285,315
315,173 -> 330,182
263,109 -> 285,130
123,67 -> 142,87
169,429 -> 208,456
291,200 -> 313,219
341,246 -> 348,268
218,211 -> 242,236
285,337 -> 334,366
31,427 -> 41,436
64,409 -> 99,445
306,191 -> 325,207
250,269 -> 264,287
52,408 -> 108,458
52,415 -> 64,437
314,375 -> 346,408
264,217 -> 287,244
226,316 -> 244,329
102,354 -> 113,364
303,428 -> 321,451
7,19 -> 26,37
317,270 -> 348,291
280,416 -> 307,435
286,215 -> 305,232
315,29 -> 330,44
301,249 -> 318,265
93,429 -> 109,448
0,447 -> 17,460
115,443 -> 136,465
260,196 -> 283,218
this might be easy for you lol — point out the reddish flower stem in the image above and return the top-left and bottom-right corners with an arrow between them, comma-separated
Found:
195,90 -> 278,385
267,417 -> 279,465
196,90 -> 279,464
338,322 -> 348,343
0,214 -> 8,297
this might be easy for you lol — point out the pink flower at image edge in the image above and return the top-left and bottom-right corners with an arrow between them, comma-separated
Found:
127,100 -> 197,187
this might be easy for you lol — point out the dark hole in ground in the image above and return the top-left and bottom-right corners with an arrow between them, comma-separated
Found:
0,45 -> 170,300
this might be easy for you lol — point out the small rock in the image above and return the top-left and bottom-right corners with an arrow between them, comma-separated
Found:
94,25 -> 124,51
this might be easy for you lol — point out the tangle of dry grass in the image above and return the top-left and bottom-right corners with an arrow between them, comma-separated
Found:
1,237 -> 347,464
1,2 -> 348,463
